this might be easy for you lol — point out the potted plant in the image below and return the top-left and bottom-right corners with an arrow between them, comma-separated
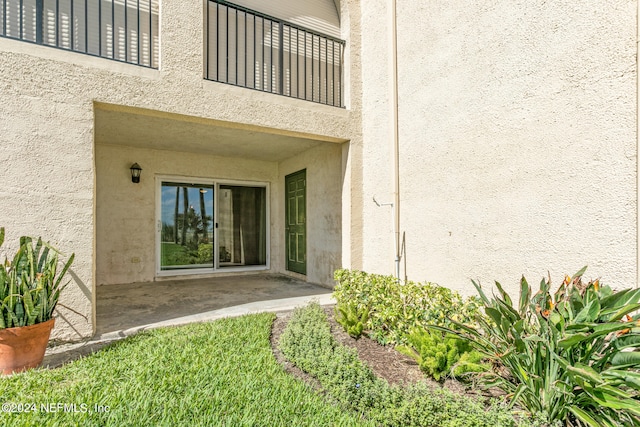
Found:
0,227 -> 74,375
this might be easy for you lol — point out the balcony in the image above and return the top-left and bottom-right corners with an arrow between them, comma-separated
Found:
205,0 -> 345,108
0,0 -> 158,68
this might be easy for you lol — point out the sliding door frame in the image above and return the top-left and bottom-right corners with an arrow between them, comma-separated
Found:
155,175 -> 270,277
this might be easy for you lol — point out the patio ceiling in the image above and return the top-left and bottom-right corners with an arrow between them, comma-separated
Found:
93,103 -> 345,162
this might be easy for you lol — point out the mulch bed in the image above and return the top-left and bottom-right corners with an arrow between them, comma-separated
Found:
269,305 -> 471,395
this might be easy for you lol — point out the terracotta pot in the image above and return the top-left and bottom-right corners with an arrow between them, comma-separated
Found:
0,319 -> 55,375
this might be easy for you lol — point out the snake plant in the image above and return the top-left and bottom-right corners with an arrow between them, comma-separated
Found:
0,227 -> 74,329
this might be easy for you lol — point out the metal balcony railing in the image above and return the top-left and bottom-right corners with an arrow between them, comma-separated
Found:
205,0 -> 345,108
0,0 -> 158,68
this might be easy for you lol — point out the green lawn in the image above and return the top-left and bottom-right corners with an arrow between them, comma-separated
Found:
0,313 -> 371,426
160,241 -> 192,266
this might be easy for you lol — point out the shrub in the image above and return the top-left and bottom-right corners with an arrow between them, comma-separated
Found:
333,269 -> 480,346
396,329 -> 487,382
334,301 -> 369,339
197,243 -> 213,264
436,267 -> 640,426
278,301 -> 336,375
371,383 -> 525,427
279,303 -> 527,426
279,302 -> 382,411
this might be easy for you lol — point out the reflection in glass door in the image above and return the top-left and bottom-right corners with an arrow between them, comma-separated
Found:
160,182 -> 214,270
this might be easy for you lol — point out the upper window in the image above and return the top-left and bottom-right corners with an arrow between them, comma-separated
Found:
0,0 -> 159,68
205,0 -> 345,107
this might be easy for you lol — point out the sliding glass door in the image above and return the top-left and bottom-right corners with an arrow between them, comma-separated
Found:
160,182 -> 214,271
218,185 -> 267,268
158,178 -> 268,274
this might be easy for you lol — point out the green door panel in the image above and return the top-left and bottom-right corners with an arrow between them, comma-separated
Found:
285,170 -> 306,275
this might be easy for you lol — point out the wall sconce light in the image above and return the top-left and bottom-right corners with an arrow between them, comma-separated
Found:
130,163 -> 142,183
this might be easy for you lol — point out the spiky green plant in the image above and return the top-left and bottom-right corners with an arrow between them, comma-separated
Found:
433,267 -> 640,426
334,301 -> 369,339
0,227 -> 74,329
396,329 -> 487,382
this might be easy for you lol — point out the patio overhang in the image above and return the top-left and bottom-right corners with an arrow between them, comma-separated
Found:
94,102 -> 346,289
93,102 -> 347,161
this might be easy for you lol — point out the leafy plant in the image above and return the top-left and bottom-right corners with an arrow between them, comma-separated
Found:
197,243 -> 213,264
0,227 -> 74,329
335,301 -> 370,339
333,269 -> 480,346
279,303 -> 530,426
397,329 -> 487,382
435,267 -> 640,426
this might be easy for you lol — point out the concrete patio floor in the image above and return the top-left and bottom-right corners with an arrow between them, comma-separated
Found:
95,273 -> 331,335
42,274 -> 333,368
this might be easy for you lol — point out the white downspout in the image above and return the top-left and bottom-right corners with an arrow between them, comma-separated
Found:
637,0 -> 639,288
390,0 -> 401,280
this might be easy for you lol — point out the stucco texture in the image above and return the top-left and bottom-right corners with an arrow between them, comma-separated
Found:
360,0 -> 637,295
95,144 -> 275,285
95,139 -> 343,288
0,0 -> 362,339
6,0 -> 635,339
278,143 -> 345,286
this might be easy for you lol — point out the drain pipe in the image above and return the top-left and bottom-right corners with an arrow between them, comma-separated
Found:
390,0 -> 401,280
637,0 -> 640,288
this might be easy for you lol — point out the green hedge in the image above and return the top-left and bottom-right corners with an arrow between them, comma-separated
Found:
279,303 -> 535,427
333,269 -> 480,346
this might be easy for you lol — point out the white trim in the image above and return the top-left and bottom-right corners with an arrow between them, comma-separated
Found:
155,174 -> 271,278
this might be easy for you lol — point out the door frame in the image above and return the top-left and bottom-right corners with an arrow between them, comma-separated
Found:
285,169 -> 307,275
155,175 -> 271,277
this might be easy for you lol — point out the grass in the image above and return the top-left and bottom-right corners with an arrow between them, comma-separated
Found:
0,313 -> 371,426
160,242 -> 193,266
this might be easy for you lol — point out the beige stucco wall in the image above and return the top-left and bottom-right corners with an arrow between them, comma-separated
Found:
96,140 -> 343,288
277,143 -> 345,286
4,0 -> 637,339
0,92 -> 94,342
0,0 -> 362,339
341,0 -> 364,270
360,0 -> 637,295
95,144 -> 277,285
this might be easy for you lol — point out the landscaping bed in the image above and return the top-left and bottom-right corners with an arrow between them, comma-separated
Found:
274,302 -> 523,427
272,306 -> 466,390
324,269 -> 640,427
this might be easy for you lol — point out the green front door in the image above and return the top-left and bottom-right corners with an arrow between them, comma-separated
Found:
285,170 -> 306,275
